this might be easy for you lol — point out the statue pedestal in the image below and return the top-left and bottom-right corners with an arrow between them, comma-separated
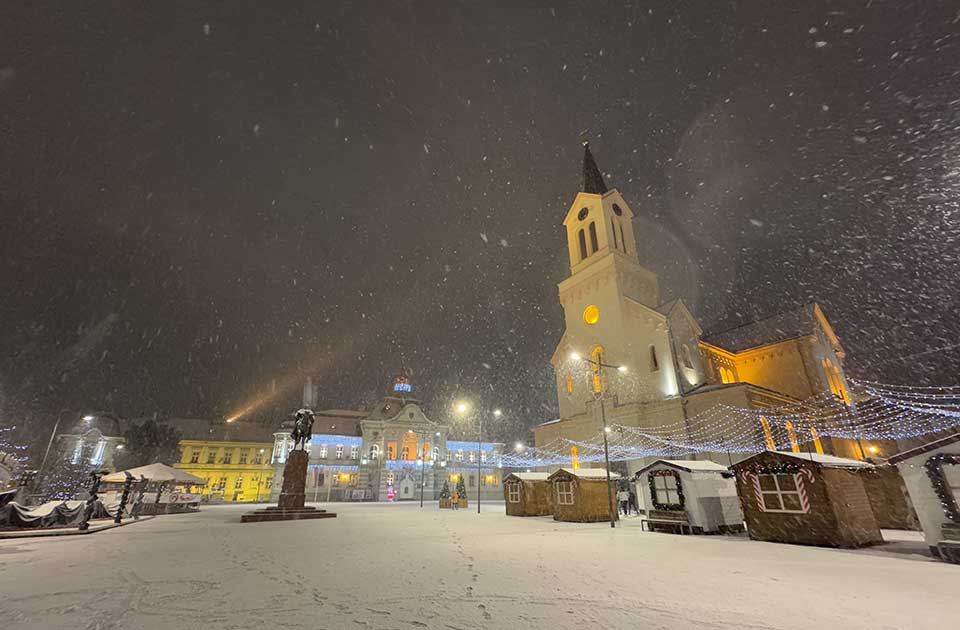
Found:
242,450 -> 337,523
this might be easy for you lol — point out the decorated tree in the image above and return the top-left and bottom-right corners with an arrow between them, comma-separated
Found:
439,479 -> 451,500
456,475 -> 467,501
41,458 -> 93,501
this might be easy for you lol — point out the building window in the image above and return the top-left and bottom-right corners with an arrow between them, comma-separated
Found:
456,449 -> 464,462
612,219 -> 619,250
207,450 -> 217,464
235,476 -> 243,490
468,451 -> 475,463
336,445 -> 344,460
386,441 -> 397,460
216,477 -> 227,491
719,366 -> 735,384
370,444 -> 380,460
822,359 -> 850,405
190,449 -> 200,464
223,450 -> 233,464
578,229 -> 588,260
565,372 -> 573,395
386,472 -> 395,486
809,427 -> 824,455
649,345 -> 659,372
785,421 -> 800,453
266,477 -> 273,489
591,345 -> 605,393
619,224 -> 626,253
350,446 -> 359,459
422,442 -> 431,461
556,481 -> 574,505
507,483 -> 521,503
588,222 -> 599,253
90,440 -> 106,465
319,444 -> 328,459
755,473 -> 809,514
432,446 -> 440,461
469,474 -> 476,487
582,304 -> 600,325
254,451 -> 263,465
238,450 -> 248,465
401,445 -> 410,460
681,345 -> 694,369
480,451 -> 487,463
759,417 -> 776,450
649,470 -> 683,510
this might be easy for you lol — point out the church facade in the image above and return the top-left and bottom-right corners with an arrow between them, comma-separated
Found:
269,373 -> 505,502
533,144 -> 861,474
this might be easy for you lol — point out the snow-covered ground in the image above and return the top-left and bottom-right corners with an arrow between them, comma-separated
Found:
0,502 -> 956,629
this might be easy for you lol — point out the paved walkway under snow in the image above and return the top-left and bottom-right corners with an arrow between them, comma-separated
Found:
0,502 -> 956,629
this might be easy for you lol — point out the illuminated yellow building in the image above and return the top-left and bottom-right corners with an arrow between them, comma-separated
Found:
535,144 -> 864,469
174,437 -> 275,502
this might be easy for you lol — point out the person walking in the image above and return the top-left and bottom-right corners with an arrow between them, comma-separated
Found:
629,488 -> 640,516
617,487 -> 630,516
451,488 -> 459,510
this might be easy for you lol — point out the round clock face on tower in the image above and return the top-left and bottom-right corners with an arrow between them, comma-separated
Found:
583,304 -> 600,325
577,207 -> 589,221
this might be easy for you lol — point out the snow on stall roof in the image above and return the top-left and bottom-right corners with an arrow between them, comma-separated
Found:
887,432 -> 960,465
772,451 -> 872,468
506,472 -> 550,481
552,467 -> 621,480
636,459 -> 730,475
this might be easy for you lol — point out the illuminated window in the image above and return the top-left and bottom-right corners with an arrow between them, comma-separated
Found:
649,345 -> 659,372
223,450 -> 233,464
507,482 -> 520,503
370,444 -> 380,460
583,304 -> 600,325
207,450 -> 217,464
422,442 -> 431,460
591,346 -> 605,393
190,449 -> 200,464
386,472 -> 394,486
822,359 -> 850,405
468,451 -> 475,463
612,219 -> 619,250
785,421 -> 800,453
719,366 -> 736,384
350,446 -> 358,459
401,445 -> 410,460
480,451 -> 487,463
619,224 -> 626,253
809,427 -> 824,454
588,222 -> 599,253
266,477 -> 273,489
235,476 -> 243,490
556,481 -> 574,505
760,417 -> 776,450
336,445 -> 343,460
456,449 -> 464,462
681,345 -> 694,369
254,451 -> 263,465
565,373 -> 573,395
319,444 -> 328,458
386,442 -> 396,460
578,229 -> 587,260
238,450 -> 248,465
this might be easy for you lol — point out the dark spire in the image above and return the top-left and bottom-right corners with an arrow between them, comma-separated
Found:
582,141 -> 608,194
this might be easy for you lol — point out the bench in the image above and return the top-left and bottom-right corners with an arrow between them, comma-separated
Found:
641,509 -> 692,535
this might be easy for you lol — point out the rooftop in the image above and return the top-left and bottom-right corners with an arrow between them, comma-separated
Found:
635,459 -> 730,475
702,303 -> 822,354
887,432 -> 960,465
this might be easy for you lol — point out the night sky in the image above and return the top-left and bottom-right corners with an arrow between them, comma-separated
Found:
2,2 -> 959,442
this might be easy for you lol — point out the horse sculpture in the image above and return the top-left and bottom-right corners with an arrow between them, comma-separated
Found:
291,408 -> 315,450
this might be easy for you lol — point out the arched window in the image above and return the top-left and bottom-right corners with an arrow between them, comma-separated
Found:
370,444 -> 380,460
432,446 -> 440,461
591,346 -> 605,393
822,359 -> 850,405
578,229 -> 588,260
401,445 -> 410,460
422,442 -> 431,460
809,427 -> 824,455
649,345 -> 659,372
759,416 -> 776,450
785,421 -> 800,453
719,366 -> 736,384
565,372 -> 573,395
619,224 -> 627,253
588,222 -> 599,253
612,219 -> 619,250
681,345 -> 694,369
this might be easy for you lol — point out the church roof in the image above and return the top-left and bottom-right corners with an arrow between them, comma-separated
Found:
582,142 -> 608,194
702,303 -> 823,353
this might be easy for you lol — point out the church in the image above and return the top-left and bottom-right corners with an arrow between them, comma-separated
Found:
533,143 -> 861,474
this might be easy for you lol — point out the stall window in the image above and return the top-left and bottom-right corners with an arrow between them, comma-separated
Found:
649,470 -> 684,510
755,473 -> 808,513
556,481 -> 574,505
507,483 -> 521,503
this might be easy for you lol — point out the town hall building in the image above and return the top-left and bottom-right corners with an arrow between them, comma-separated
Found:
534,143 -> 862,474
269,372 -> 505,502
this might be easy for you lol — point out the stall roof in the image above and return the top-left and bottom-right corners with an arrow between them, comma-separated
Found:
102,463 -> 207,485
734,451 -> 872,469
635,459 -> 730,476
887,433 -> 960,465
549,468 -> 621,480
505,472 -> 550,481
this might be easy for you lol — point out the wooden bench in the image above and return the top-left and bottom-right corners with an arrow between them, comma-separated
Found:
641,509 -> 692,535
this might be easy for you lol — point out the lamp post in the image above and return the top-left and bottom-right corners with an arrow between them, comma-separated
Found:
571,351 -> 627,529
453,402 -> 501,514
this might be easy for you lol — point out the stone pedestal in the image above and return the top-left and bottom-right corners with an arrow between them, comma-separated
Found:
242,450 -> 337,523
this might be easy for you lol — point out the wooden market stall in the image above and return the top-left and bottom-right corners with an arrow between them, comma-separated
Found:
732,451 -> 881,548
547,468 -> 620,523
888,432 -> 960,563
101,463 -> 207,514
634,459 -> 743,534
503,472 -> 552,516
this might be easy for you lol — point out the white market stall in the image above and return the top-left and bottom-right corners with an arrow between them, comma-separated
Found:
101,463 -> 207,514
634,459 -> 744,534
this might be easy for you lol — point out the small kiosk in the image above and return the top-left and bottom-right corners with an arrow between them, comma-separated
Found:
732,451 -> 881,548
634,459 -> 743,534
547,468 -> 620,523
503,472 -> 552,516
888,433 -> 960,563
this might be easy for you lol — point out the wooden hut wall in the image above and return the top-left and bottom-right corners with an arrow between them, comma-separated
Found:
504,479 -> 524,516
822,468 -> 883,547
524,480 -> 553,516
552,475 -> 618,523
860,465 -> 918,530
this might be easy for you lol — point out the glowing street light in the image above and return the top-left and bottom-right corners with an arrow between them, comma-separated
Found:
493,409 -> 502,418
455,401 -> 471,415
82,414 -> 95,422
569,352 -> 581,361
514,442 -> 524,452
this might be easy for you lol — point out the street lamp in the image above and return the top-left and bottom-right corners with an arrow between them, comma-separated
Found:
514,442 -> 524,452
570,350 -> 626,529
453,401 -> 502,514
